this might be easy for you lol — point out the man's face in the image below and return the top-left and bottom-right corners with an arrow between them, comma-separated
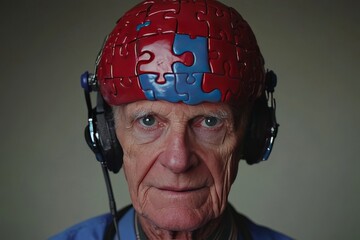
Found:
114,100 -> 247,231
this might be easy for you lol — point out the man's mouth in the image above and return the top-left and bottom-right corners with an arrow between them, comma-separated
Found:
158,186 -> 204,192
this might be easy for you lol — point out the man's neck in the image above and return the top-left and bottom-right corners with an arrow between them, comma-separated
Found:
135,205 -> 236,240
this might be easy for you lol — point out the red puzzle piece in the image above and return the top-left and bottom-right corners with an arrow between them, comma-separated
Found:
136,1 -> 179,38
101,76 -> 146,105
165,1 -> 208,38
202,63 -> 242,103
197,2 -> 234,42
136,33 -> 194,83
208,38 -> 241,78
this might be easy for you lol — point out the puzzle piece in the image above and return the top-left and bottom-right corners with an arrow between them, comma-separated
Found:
104,0 -> 152,47
139,72 -> 221,105
202,59 -> 265,103
136,2 -> 179,38
136,21 -> 151,31
137,33 -> 194,83
165,1 -> 208,38
111,12 -> 148,46
172,34 -> 210,74
101,76 -> 146,105
97,43 -> 114,79
174,73 -> 221,105
196,3 -> 233,42
110,41 -> 138,77
139,73 -> 188,102
202,62 -> 241,103
229,8 -> 259,51
208,38 -> 241,78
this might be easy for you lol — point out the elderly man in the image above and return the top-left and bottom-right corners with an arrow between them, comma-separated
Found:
51,0 -> 291,239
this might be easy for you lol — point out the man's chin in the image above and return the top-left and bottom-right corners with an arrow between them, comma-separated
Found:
140,206 -> 213,232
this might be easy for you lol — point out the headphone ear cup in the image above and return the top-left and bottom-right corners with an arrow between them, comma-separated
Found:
243,94 -> 274,164
106,111 -> 124,173
96,107 -> 123,173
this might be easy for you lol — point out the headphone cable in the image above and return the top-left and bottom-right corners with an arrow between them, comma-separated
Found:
101,162 -> 121,240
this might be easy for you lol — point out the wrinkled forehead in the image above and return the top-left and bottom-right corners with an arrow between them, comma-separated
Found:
113,100 -> 248,126
97,0 -> 265,107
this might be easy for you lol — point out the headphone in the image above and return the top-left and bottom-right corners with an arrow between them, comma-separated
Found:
243,70 -> 279,164
81,70 -> 279,173
81,72 -> 123,173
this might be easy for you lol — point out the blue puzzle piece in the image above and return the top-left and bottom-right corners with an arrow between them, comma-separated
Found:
174,73 -> 221,105
136,21 -> 151,31
172,34 -> 221,104
172,34 -> 210,74
139,74 -> 187,102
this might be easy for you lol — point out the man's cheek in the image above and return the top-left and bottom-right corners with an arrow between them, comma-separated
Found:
123,150 -> 149,187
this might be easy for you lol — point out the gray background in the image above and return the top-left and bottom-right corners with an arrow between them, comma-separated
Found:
1,0 -> 359,239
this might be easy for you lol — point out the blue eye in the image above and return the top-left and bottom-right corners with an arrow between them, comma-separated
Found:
140,115 -> 156,127
203,116 -> 219,127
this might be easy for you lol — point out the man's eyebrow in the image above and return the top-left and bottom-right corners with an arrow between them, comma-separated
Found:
212,109 -> 229,119
125,104 -> 231,120
129,108 -> 154,120
201,107 -> 230,119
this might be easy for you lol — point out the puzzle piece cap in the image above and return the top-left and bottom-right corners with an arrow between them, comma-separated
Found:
96,0 -> 265,106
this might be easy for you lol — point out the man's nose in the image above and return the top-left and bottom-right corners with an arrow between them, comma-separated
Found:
158,128 -> 196,173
